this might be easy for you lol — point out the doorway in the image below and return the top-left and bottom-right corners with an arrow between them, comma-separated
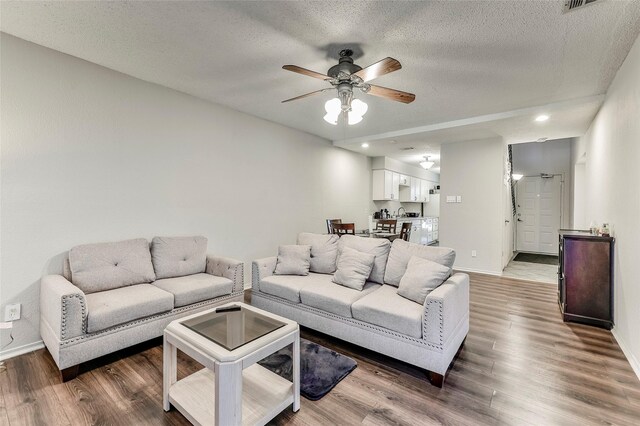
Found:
515,175 -> 562,255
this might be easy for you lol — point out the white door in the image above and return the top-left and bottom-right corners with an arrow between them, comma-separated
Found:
516,176 -> 561,254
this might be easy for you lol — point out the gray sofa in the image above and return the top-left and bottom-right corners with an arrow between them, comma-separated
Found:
251,234 -> 469,387
40,236 -> 244,380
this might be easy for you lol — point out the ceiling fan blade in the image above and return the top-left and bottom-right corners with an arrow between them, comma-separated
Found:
282,88 -> 332,103
282,65 -> 329,80
354,57 -> 402,82
367,85 -> 416,104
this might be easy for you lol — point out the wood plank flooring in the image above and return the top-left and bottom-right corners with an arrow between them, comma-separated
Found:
1,272 -> 639,425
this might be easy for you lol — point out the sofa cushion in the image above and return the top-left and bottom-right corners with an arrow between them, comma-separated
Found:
69,238 -> 156,294
153,273 -> 233,307
352,284 -> 423,338
151,236 -> 207,279
259,273 -> 332,303
300,280 -> 381,318
337,235 -> 390,284
85,284 -> 174,333
384,239 -> 456,286
398,257 -> 451,304
332,247 -> 375,291
274,245 -> 311,276
297,233 -> 339,274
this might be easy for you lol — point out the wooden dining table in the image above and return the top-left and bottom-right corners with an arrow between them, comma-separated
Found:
357,230 -> 400,241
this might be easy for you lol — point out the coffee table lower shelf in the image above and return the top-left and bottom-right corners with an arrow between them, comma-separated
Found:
169,364 -> 293,426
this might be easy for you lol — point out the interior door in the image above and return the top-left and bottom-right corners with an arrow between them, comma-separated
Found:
516,176 -> 561,254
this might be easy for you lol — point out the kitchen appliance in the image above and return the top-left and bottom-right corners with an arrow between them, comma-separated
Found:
406,212 -> 420,218
373,211 -> 381,219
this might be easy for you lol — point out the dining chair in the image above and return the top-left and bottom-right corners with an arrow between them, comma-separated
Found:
376,219 -> 397,233
332,223 -> 355,236
399,222 -> 412,241
326,218 -> 342,234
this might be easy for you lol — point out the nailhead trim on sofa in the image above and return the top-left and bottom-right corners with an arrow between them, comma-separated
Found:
59,291 -> 243,347
61,293 -> 87,339
253,290 -> 444,351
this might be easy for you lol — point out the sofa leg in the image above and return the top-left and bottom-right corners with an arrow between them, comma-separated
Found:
427,371 -> 444,388
61,365 -> 79,382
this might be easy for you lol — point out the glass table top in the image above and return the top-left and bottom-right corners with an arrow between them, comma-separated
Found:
180,305 -> 286,351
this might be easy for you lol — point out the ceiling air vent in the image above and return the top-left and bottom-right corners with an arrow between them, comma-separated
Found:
399,147 -> 415,151
564,0 -> 600,13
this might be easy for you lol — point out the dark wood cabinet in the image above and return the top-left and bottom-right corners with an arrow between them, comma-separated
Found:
558,231 -> 614,329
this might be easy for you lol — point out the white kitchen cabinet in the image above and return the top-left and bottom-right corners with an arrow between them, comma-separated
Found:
408,220 -> 421,244
410,178 -> 421,202
420,180 -> 431,203
372,170 -> 400,200
399,174 -> 411,186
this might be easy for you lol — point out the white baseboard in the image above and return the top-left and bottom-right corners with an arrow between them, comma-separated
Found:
453,265 -> 503,276
0,340 -> 44,361
611,328 -> 640,381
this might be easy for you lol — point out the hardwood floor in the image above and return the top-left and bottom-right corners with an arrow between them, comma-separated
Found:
1,272 -> 639,425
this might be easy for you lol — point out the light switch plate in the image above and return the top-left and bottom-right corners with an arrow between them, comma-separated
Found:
446,195 -> 456,203
456,196 -> 462,203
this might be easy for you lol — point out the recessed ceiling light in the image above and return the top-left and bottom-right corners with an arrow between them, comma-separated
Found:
361,143 -> 369,148
535,114 -> 549,122
389,140 -> 397,144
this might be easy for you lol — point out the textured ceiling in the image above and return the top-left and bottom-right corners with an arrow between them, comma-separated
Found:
2,1 -> 640,151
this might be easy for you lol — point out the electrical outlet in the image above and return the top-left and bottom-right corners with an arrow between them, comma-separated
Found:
471,250 -> 477,258
4,304 -> 20,321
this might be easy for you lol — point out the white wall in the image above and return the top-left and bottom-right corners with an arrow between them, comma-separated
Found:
571,33 -> 640,378
439,138 -> 504,275
512,139 -> 572,229
0,34 -> 371,357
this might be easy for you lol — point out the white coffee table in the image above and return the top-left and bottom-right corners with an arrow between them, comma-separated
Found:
163,302 -> 300,426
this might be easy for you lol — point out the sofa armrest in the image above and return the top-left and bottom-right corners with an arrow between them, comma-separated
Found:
206,255 -> 244,293
422,273 -> 469,347
251,257 -> 277,292
40,275 -> 88,341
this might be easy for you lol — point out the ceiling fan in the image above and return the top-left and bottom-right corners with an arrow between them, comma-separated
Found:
282,49 -> 415,125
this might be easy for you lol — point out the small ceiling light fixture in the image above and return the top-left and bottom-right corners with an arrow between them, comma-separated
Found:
420,156 -> 435,170
361,142 -> 369,148
512,173 -> 524,181
535,114 -> 549,122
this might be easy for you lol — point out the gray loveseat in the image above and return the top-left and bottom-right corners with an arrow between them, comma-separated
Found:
251,234 -> 469,387
40,236 -> 244,380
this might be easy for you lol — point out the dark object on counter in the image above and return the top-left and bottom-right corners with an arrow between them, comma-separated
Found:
558,230 -> 614,330
383,209 -> 389,219
405,212 -> 420,218
373,211 -> 381,219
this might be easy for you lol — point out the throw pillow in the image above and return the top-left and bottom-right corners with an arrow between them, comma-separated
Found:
384,239 -> 456,286
297,233 -> 339,274
274,245 -> 311,276
151,236 -> 208,279
332,247 -> 376,291
397,256 -> 451,304
336,235 -> 390,284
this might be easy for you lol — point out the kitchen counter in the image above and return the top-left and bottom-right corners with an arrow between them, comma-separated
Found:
373,216 -> 438,221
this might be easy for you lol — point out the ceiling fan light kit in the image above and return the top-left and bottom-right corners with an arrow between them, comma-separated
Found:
282,49 -> 415,125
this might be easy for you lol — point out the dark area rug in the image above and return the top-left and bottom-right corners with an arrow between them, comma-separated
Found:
258,338 -> 357,401
513,252 -> 559,265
